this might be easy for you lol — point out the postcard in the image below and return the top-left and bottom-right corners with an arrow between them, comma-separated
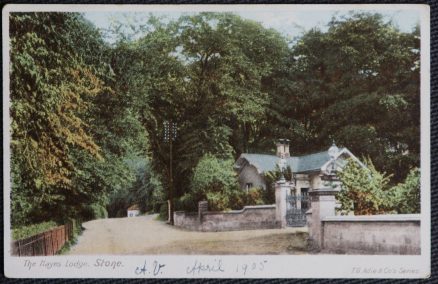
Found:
3,4 -> 430,278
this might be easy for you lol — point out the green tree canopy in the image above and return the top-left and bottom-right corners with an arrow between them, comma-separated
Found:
9,11 -> 421,225
10,13 -> 107,225
337,158 -> 420,215
10,12 -> 148,226
261,13 -> 420,182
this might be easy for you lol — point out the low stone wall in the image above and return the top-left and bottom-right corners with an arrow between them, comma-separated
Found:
201,205 -> 278,232
174,205 -> 279,232
321,214 -> 420,255
174,211 -> 199,231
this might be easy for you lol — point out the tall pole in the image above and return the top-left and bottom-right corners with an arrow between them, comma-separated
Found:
164,120 -> 177,225
169,121 -> 174,225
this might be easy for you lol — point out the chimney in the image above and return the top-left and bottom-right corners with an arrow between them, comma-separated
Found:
276,139 -> 290,158
284,139 -> 290,158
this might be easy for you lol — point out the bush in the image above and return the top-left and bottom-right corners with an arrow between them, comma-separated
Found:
179,154 -> 270,212
12,221 -> 58,240
107,158 -> 165,217
71,218 -> 83,235
245,187 -> 264,206
205,191 -> 231,211
264,165 -> 293,204
261,184 -> 276,205
337,159 -> 420,215
389,168 -> 420,214
159,202 -> 168,221
82,203 -> 108,220
229,190 -> 245,210
188,154 -> 240,211
228,187 -> 264,210
336,158 -> 393,215
93,203 -> 108,219
178,193 -> 197,212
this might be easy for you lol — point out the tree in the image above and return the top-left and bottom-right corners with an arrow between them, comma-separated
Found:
10,13 -> 106,225
263,13 -> 420,182
10,12 -> 148,225
180,154 -> 240,211
389,168 -> 420,214
336,158 -> 420,215
108,12 -> 290,218
173,13 -> 289,200
175,13 -> 289,158
336,158 -> 393,215
9,11 -> 421,227
107,158 -> 164,217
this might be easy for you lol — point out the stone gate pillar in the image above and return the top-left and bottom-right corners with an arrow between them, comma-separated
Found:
307,188 -> 337,250
198,201 -> 208,222
275,179 -> 292,228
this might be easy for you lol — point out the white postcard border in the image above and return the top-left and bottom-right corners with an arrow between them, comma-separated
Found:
3,4 -> 431,279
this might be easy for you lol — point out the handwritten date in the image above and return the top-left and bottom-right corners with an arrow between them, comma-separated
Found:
186,259 -> 225,276
235,260 -> 268,275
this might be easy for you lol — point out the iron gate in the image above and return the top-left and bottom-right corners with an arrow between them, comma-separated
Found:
286,193 -> 310,227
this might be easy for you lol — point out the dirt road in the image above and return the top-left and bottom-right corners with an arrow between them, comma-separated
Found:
68,215 -> 308,255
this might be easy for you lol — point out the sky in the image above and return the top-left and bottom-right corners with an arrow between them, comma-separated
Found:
83,6 -> 421,43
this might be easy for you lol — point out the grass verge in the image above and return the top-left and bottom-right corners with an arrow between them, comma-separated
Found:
12,221 -> 58,240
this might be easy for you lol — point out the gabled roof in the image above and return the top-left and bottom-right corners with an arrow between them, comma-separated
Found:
236,154 -> 294,173
127,204 -> 140,211
295,150 -> 334,172
235,148 -> 348,174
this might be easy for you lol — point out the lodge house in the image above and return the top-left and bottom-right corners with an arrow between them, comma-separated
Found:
234,139 -> 365,197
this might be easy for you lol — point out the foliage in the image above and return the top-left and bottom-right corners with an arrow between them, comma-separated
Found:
107,158 -> 165,217
56,219 -> 83,255
125,158 -> 165,213
9,11 -> 420,227
336,158 -> 393,215
337,159 -> 420,215
261,13 -> 420,182
10,12 -> 147,226
108,13 -> 290,210
263,165 -> 293,204
12,221 -> 58,240
10,13 -> 104,226
159,202 -> 169,221
82,203 -> 108,220
181,154 -> 239,211
180,154 -> 267,211
227,187 -> 264,210
389,168 -> 421,214
105,12 -> 420,215
245,187 -> 264,206
10,13 -> 102,187
174,13 -> 289,159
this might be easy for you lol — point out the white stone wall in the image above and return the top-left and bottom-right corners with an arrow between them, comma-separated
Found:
238,165 -> 266,190
322,215 -> 421,254
174,205 -> 279,232
174,211 -> 199,230
201,205 -> 278,231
